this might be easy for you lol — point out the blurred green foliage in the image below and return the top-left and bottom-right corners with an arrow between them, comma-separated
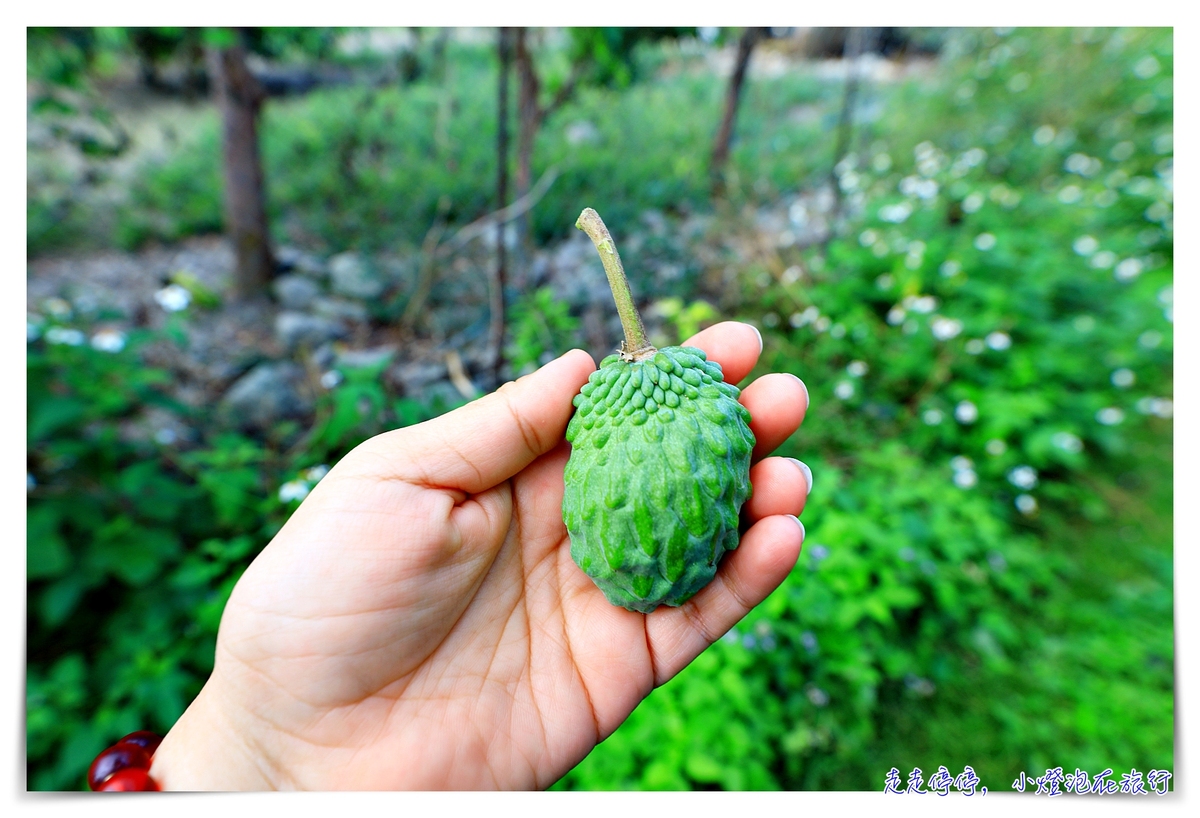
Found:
28,27 -> 1171,792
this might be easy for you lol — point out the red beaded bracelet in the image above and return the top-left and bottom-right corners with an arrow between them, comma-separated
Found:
88,731 -> 163,791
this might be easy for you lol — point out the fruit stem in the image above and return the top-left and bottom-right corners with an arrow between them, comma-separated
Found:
575,208 -> 656,361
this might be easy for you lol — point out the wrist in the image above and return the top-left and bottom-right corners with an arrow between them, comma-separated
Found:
149,674 -> 280,791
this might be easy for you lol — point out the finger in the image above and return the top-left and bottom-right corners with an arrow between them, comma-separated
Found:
743,457 -> 810,523
680,321 -> 763,385
738,373 -> 809,462
361,349 -> 596,493
644,514 -> 804,685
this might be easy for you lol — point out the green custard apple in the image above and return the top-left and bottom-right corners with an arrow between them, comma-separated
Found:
562,208 -> 755,613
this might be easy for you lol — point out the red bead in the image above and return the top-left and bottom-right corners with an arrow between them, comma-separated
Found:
95,767 -> 159,791
88,743 -> 151,791
118,731 -> 163,756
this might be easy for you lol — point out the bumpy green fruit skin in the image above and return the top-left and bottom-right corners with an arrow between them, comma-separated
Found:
562,345 -> 755,613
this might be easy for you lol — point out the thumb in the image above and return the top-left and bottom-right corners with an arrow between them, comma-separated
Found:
366,349 -> 595,493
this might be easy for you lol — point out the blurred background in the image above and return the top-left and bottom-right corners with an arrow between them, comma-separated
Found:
26,26 -> 1173,791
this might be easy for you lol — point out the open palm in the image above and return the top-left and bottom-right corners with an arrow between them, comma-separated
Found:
151,321 -> 810,790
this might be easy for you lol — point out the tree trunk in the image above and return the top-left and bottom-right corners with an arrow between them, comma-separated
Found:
491,28 -> 514,384
710,27 -> 767,197
829,27 -> 879,221
513,28 -> 541,258
207,34 -> 273,300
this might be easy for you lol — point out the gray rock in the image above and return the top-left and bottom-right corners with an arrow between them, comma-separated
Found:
311,342 -> 337,370
275,311 -> 346,351
276,246 -> 328,280
220,362 -> 311,428
336,344 -> 397,371
312,296 -> 369,323
329,252 -> 385,299
388,360 -> 447,393
273,274 -> 321,310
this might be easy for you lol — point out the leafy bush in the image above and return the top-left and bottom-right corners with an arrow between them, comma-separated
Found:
24,310 -> 452,790
557,26 -> 1172,790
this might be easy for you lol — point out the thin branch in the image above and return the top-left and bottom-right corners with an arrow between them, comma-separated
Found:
435,165 -> 560,258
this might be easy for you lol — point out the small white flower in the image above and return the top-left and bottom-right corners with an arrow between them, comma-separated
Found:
923,409 -> 944,426
1090,250 -> 1117,269
879,202 -> 913,223
45,327 -> 85,346
887,307 -> 907,325
305,464 -> 330,482
1133,55 -> 1161,78
847,360 -> 868,377
1008,465 -> 1038,490
90,329 -> 126,353
859,229 -> 879,247
1007,72 -> 1031,92
872,153 -> 893,172
1073,235 -> 1099,256
940,260 -> 962,278
806,685 -> 830,707
1110,141 -> 1136,162
916,179 -> 939,200
1064,153 -> 1100,176
834,381 -> 855,400
1052,431 -> 1083,453
154,284 -> 191,313
951,456 -> 974,472
43,297 -> 72,319
1057,185 -> 1083,204
876,274 -> 894,290
911,295 -> 938,314
1015,494 -> 1038,515
985,331 -> 1012,351
1111,368 -> 1135,388
814,316 -> 831,333
1114,258 -> 1144,281
963,192 -> 985,213
932,317 -> 963,340
1157,286 -> 1173,306
974,232 -> 997,251
279,480 -> 311,503
1096,407 -> 1125,426
986,438 -> 1007,456
965,338 -> 985,355
1151,398 -> 1173,419
1033,125 -> 1056,146
1138,330 -> 1163,349
954,400 -> 978,423
953,469 -> 978,489
320,370 -> 343,389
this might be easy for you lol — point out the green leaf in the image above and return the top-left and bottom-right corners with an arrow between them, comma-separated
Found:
27,504 -> 70,579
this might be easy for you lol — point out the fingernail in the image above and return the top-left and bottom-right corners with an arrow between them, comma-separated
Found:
786,515 -> 805,541
788,374 -> 810,411
788,458 -> 813,494
751,323 -> 763,354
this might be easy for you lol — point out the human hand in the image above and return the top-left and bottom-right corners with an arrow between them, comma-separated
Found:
150,320 -> 810,790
